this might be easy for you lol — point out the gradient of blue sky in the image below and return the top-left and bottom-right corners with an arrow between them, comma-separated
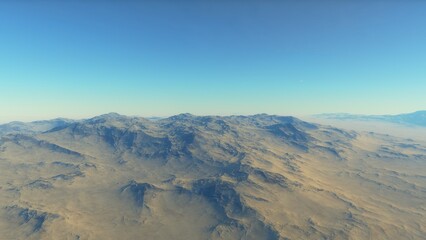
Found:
0,1 -> 425,122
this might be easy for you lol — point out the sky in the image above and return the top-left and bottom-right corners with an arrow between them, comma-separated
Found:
0,0 -> 425,122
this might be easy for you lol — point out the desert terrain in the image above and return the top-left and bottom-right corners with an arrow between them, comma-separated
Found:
0,113 -> 425,239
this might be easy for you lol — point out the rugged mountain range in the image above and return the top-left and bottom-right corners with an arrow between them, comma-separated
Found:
315,110 -> 426,127
0,113 -> 425,239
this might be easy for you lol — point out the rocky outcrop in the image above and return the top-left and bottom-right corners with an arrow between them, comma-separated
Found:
5,205 -> 59,234
192,179 -> 248,217
120,180 -> 159,208
27,180 -> 53,189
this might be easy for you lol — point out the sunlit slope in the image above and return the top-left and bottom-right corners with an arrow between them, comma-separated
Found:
0,113 -> 425,240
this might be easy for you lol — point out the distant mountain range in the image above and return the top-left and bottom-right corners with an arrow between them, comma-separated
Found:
0,118 -> 75,136
315,110 -> 426,127
0,113 -> 425,239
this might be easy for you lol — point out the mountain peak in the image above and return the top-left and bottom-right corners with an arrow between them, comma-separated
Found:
85,112 -> 131,124
95,112 -> 124,119
169,113 -> 195,120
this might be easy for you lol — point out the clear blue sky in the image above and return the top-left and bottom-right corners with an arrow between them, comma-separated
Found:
0,1 -> 425,122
